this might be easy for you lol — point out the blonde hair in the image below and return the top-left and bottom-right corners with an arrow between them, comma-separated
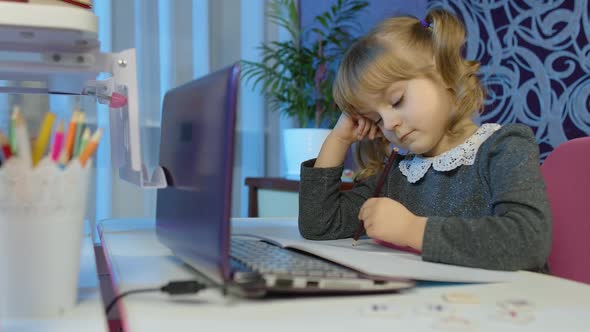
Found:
333,9 -> 484,181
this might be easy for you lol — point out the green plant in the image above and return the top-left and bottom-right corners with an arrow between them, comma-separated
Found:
242,0 -> 368,128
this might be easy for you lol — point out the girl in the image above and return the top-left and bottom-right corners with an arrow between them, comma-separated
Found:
298,9 -> 551,272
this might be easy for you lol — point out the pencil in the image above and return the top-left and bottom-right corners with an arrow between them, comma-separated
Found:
50,121 -> 65,162
14,110 -> 32,167
78,127 -> 91,153
0,132 -> 12,160
62,110 -> 81,162
352,147 -> 399,243
78,128 -> 102,167
32,111 -> 56,166
73,112 -> 86,158
9,106 -> 19,155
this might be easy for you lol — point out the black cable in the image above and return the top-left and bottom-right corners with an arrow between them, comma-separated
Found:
105,280 -> 213,315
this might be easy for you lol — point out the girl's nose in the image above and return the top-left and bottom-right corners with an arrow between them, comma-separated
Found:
381,113 -> 402,132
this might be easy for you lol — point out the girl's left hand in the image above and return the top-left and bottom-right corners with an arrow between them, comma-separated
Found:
358,197 -> 426,249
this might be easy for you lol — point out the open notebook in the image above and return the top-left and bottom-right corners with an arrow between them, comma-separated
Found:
233,218 -> 519,283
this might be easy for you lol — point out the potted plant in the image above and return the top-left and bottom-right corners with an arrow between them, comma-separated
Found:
242,0 -> 368,178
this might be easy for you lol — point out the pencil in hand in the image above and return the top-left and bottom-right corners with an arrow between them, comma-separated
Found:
352,147 -> 399,245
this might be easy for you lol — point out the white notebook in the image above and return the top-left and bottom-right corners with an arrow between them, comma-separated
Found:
232,218 -> 519,283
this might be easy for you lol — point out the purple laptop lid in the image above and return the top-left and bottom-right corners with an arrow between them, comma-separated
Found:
156,63 -> 240,285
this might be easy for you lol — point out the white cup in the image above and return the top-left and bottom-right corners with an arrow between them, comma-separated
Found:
0,157 -> 91,318
283,128 -> 331,180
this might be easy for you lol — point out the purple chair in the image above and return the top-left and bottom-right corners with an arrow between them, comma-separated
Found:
541,137 -> 590,284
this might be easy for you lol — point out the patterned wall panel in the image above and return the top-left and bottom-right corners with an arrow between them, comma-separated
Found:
428,0 -> 590,159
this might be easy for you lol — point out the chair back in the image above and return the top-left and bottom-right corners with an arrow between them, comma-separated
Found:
541,137 -> 590,284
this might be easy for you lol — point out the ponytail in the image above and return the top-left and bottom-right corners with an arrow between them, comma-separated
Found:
426,9 -> 485,133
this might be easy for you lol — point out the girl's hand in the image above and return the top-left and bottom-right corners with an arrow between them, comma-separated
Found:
358,197 -> 427,250
331,113 -> 382,145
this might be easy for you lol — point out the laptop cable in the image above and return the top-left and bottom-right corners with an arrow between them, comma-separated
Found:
105,280 -> 221,315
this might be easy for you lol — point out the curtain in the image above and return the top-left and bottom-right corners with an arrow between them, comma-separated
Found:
94,0 -> 267,222
1,0 -> 269,239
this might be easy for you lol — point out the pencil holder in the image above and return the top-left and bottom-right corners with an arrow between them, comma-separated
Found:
0,157 -> 91,318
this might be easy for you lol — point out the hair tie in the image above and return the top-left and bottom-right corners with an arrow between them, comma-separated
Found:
420,19 -> 432,30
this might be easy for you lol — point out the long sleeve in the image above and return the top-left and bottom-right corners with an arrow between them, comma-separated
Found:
421,125 -> 552,271
298,159 -> 379,240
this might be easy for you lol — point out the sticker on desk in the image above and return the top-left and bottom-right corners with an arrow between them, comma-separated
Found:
361,303 -> 405,319
442,292 -> 480,304
490,309 -> 535,325
432,315 -> 476,332
415,303 -> 455,317
497,298 -> 535,311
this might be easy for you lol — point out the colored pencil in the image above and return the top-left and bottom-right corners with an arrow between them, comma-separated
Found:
0,132 -> 12,160
60,0 -> 92,9
50,121 -> 65,162
78,128 -> 102,167
62,110 -> 81,163
73,112 -> 86,157
32,111 -> 56,166
14,110 -> 32,167
9,106 -> 19,155
78,127 -> 91,153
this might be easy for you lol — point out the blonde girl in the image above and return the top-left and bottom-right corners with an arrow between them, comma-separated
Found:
298,9 -> 551,272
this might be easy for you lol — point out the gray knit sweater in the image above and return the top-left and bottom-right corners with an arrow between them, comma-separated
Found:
298,124 -> 552,272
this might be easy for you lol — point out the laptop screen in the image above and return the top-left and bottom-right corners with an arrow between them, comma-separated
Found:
155,63 -> 240,285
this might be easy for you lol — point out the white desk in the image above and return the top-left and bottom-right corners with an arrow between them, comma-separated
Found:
98,218 -> 590,332
1,235 -> 108,332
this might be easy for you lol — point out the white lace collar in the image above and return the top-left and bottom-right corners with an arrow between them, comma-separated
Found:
399,123 -> 501,183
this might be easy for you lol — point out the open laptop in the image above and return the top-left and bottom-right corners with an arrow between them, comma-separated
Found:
155,63 -> 414,297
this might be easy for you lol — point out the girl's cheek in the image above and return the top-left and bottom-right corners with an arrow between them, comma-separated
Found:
382,133 -> 398,144
379,128 -> 390,138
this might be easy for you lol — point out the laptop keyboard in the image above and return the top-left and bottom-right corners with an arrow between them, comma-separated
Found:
230,238 -> 358,278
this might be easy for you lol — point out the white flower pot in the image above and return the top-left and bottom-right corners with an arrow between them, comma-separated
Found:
283,128 -> 331,180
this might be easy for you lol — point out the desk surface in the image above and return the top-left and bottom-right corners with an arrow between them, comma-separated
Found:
1,235 -> 107,332
99,218 -> 590,332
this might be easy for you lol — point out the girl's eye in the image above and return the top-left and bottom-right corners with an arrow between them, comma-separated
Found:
392,95 -> 404,108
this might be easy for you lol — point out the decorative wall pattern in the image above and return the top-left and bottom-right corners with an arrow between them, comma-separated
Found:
428,0 -> 590,159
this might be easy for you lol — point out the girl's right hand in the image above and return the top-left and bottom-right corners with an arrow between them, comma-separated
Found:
331,112 -> 382,145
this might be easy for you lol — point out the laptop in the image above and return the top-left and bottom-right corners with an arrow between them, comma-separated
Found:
155,63 -> 414,297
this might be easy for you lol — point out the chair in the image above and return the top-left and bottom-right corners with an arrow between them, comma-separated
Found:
541,137 -> 590,284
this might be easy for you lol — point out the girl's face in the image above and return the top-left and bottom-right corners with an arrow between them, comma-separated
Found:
359,78 -> 458,157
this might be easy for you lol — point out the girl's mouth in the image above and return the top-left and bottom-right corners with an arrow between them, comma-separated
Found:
400,130 -> 414,142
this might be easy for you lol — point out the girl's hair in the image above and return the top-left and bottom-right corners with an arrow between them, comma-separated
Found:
333,9 -> 484,181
